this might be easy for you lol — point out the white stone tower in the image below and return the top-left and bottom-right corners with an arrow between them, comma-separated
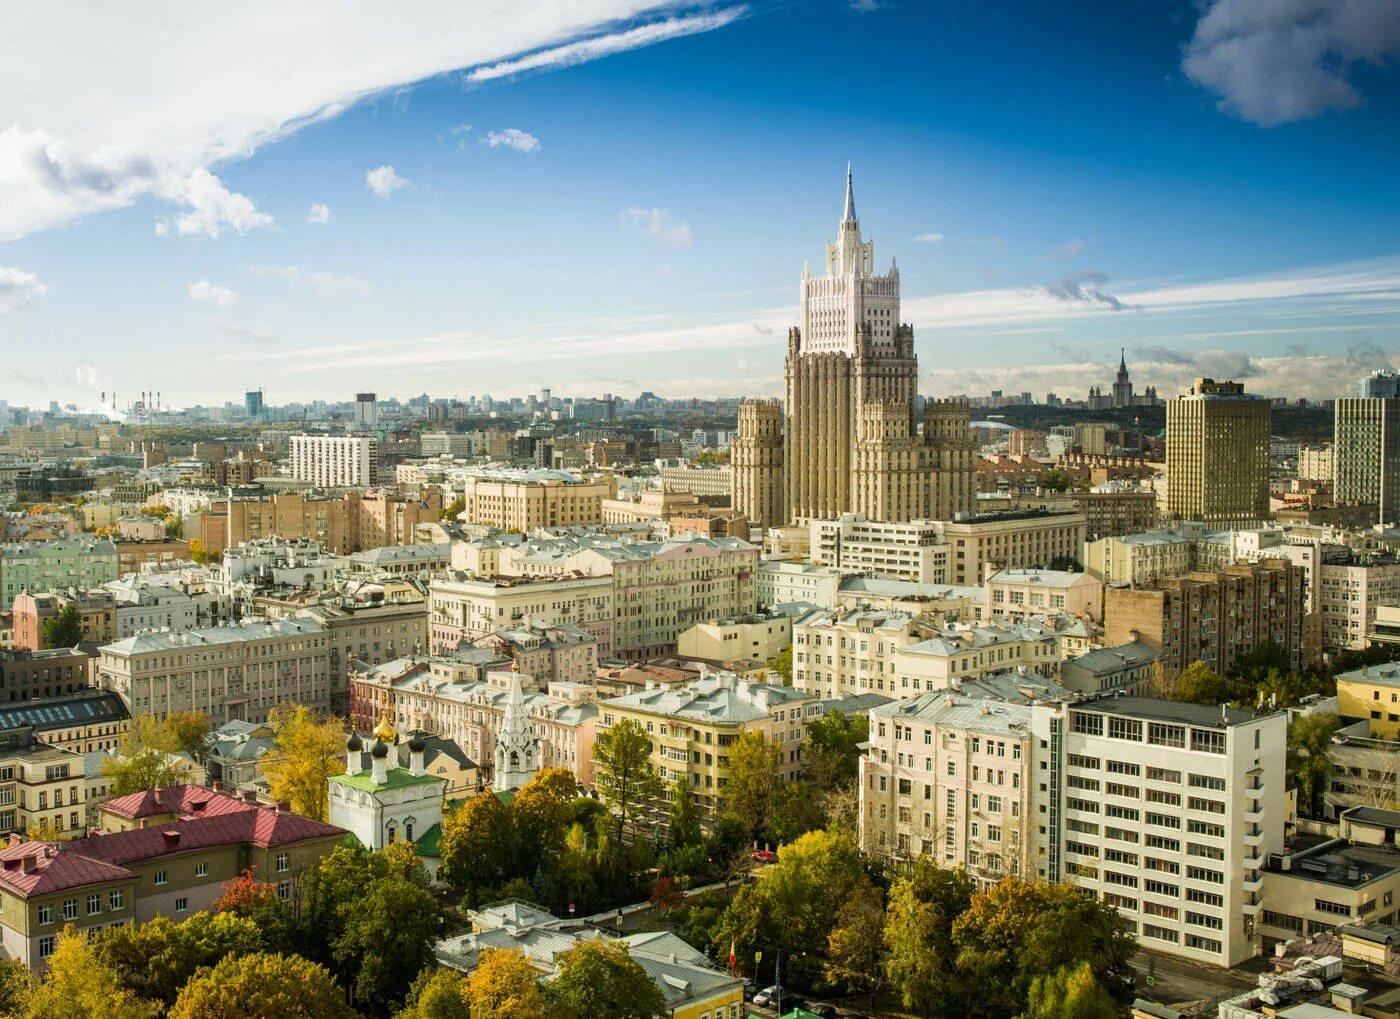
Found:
493,670 -> 540,792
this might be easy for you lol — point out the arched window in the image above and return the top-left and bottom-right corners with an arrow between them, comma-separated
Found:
509,751 -> 519,769
386,821 -> 397,844
405,818 -> 415,842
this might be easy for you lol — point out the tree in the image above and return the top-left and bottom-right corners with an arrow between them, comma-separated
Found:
766,645 -> 793,685
440,498 -> 465,522
667,772 -> 701,849
0,958 -> 34,1016
1023,961 -> 1118,1019
333,874 -> 442,1013
593,719 -> 661,839
167,952 -> 358,1019
101,712 -> 209,796
40,603 -> 82,649
825,876 -> 886,1013
803,709 -> 868,792
1040,468 -> 1071,492
102,746 -> 186,796
770,781 -> 824,844
260,704 -> 346,821
467,949 -> 551,1019
19,926 -> 158,1019
1289,711 -> 1341,818
724,731 -> 781,837
509,768 -> 578,863
188,537 -> 214,565
549,941 -> 667,1019
1171,660 -> 1234,706
398,968 -> 470,1019
883,858 -> 975,1019
95,911 -> 265,1008
439,791 -> 514,891
952,878 -> 1134,1016
649,875 -> 685,912
160,711 -> 212,762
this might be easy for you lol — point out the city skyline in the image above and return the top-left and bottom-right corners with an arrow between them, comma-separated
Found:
4,1 -> 1400,410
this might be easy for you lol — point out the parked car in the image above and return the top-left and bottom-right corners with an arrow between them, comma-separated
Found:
806,1005 -> 838,1019
752,986 -> 778,1007
751,849 -> 777,864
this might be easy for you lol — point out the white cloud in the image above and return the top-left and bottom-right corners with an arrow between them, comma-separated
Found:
187,279 -> 237,307
0,267 -> 47,312
247,264 -> 302,283
307,202 -> 331,225
620,206 -> 692,247
465,7 -> 745,83
0,3 -> 739,241
484,129 -> 541,153
365,165 -> 410,198
309,272 -> 371,296
1184,0 -> 1400,126
912,232 -> 944,243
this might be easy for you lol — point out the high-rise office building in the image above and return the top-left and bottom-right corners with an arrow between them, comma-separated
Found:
1336,372 -> 1400,525
733,167 -> 974,526
1165,378 -> 1270,524
244,389 -> 264,420
354,392 -> 378,428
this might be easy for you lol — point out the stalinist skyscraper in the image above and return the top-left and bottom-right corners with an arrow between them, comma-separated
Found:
733,167 -> 974,527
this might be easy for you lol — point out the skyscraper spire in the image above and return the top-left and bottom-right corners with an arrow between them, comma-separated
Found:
842,162 -> 856,223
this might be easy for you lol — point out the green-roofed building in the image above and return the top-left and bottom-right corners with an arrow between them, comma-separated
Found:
327,719 -> 446,882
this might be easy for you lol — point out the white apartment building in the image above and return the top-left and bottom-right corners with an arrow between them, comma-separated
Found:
288,435 -> 378,488
861,693 -> 1033,882
658,461 -> 733,499
757,560 -> 848,609
429,573 -> 615,655
809,514 -> 951,584
96,618 -> 332,723
984,568 -> 1102,623
419,432 -> 479,458
940,511 -> 1088,586
1316,553 -> 1400,651
1031,697 -> 1286,967
893,619 -> 1070,694
1083,530 -> 1195,587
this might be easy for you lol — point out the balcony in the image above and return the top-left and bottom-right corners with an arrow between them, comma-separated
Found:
1244,807 -> 1265,824
1242,852 -> 1265,870
1241,900 -> 1261,917
1242,875 -> 1263,893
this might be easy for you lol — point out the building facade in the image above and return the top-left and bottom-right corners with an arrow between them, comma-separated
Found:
733,169 -> 975,527
288,434 -> 379,488
0,539 -> 119,611
1165,378 -> 1271,525
1334,395 -> 1400,526
809,514 -> 950,583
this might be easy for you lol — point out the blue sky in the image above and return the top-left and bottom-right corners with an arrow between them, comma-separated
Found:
3,0 -> 1400,411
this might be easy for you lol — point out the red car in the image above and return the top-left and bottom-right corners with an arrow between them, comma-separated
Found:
751,849 -> 777,864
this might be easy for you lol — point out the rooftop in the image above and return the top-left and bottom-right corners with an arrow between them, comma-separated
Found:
1336,662 -> 1400,689
1071,695 -> 1266,729
875,690 -> 1032,735
101,617 -> 324,655
1266,838 -> 1400,889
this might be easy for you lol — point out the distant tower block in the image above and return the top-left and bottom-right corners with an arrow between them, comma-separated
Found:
733,398 -> 785,528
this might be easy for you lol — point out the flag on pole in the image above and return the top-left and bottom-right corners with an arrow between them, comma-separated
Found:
728,940 -> 736,976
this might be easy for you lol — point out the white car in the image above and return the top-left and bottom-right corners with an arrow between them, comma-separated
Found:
751,986 -> 778,1007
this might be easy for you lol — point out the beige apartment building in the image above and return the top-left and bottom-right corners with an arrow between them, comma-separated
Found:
1084,530 -> 1194,587
984,568 -> 1102,623
599,673 -> 817,818
454,470 -> 615,530
468,619 -> 599,684
609,538 -> 758,658
861,693 -> 1033,879
893,619 -> 1070,694
349,659 -> 598,786
1316,553 -> 1400,651
0,728 -> 88,838
677,614 -> 791,666
792,608 -> 922,699
193,489 -> 442,556
430,573 -> 615,654
601,489 -> 711,526
1166,378 -> 1271,525
96,618 -> 332,724
940,511 -> 1087,585
298,597 -> 430,714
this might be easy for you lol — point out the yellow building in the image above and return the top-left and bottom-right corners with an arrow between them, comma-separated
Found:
1165,377 -> 1271,525
677,613 -> 791,666
600,672 -> 817,817
456,469 -> 615,530
1337,662 -> 1400,739
0,728 -> 87,839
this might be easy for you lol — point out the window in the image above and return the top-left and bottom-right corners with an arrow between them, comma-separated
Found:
195,863 -> 208,878
1188,820 -> 1225,839
1147,723 -> 1185,748
62,899 -> 76,921
1187,797 -> 1226,815
1107,717 -> 1142,741
109,890 -> 123,911
154,870 -> 168,886
1186,866 -> 1223,884
175,897 -> 188,913
38,936 -> 55,959
1186,889 -> 1224,908
1189,774 -> 1226,791
1068,754 -> 1100,770
1185,934 -> 1221,953
1190,729 -> 1227,754
1107,760 -> 1140,777
1144,879 -> 1179,897
276,853 -> 289,873
86,894 -> 100,915
277,880 -> 291,901
37,904 -> 53,925
1315,899 -> 1352,917
1146,789 -> 1181,806
1146,767 -> 1181,783
1142,924 -> 1178,944
1105,826 -> 1139,844
1146,835 -> 1180,852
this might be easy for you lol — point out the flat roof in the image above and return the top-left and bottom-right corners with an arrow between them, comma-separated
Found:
1072,695 -> 1264,728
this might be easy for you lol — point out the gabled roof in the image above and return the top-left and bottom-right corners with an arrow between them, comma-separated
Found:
0,842 -> 134,896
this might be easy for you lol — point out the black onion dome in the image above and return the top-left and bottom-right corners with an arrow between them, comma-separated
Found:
408,736 -> 426,754
370,739 -> 389,759
346,733 -> 363,752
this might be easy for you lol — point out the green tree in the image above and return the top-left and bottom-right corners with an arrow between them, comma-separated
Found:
19,926 -> 158,1019
770,781 -> 824,843
952,878 -> 1134,1016
509,768 -> 578,864
261,704 -> 346,822
1040,468 -> 1071,492
1171,660 -> 1234,706
439,791 -> 515,891
95,911 -> 264,1008
397,968 -> 470,1019
440,498 -> 465,522
167,952 -> 358,1019
825,875 -> 886,1013
1289,711 -> 1341,818
333,875 -> 442,1014
101,712 -> 209,795
724,731 -> 781,837
466,949 -> 551,1019
883,858 -> 975,1019
667,772 -> 702,849
40,603 -> 82,649
803,709 -> 868,791
1023,961 -> 1119,1019
766,645 -> 793,684
593,719 -> 662,840
548,940 -> 666,1019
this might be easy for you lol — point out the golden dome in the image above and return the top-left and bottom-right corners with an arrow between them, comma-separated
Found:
372,712 -> 397,744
